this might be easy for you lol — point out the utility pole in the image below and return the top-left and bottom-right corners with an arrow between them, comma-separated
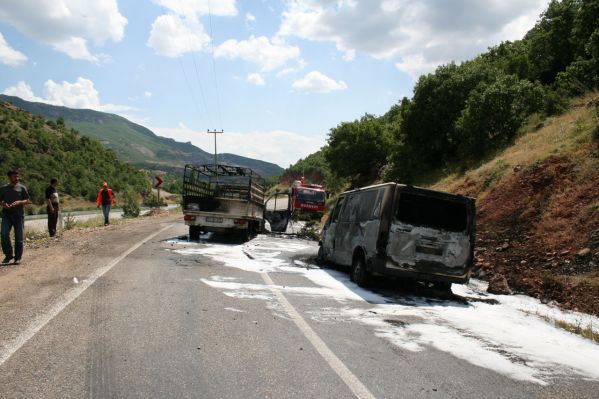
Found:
207,129 -> 224,167
207,129 -> 224,184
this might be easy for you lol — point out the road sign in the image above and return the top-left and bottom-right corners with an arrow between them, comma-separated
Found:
154,176 -> 163,188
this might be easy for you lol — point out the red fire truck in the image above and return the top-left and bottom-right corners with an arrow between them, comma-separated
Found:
291,179 -> 326,216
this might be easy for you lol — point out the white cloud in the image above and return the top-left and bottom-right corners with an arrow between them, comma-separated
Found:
245,12 -> 256,29
275,59 -> 307,78
2,81 -> 43,102
0,33 -> 27,66
144,91 -> 153,98
247,73 -> 265,86
147,14 -> 210,57
214,35 -> 301,72
279,0 -> 548,79
0,0 -> 127,61
152,0 -> 237,19
395,54 -> 441,81
2,78 -> 134,113
148,0 -> 237,57
292,71 -> 347,93
43,78 -> 101,109
153,126 -> 324,167
52,36 -> 100,62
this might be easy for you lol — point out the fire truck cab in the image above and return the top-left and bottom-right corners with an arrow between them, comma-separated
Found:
291,179 -> 326,216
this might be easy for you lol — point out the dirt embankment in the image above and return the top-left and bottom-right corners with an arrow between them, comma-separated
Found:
439,96 -> 599,316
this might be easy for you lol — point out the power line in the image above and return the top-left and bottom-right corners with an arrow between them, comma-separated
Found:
207,1 -> 223,129
178,57 -> 206,124
186,21 -> 213,128
159,5 -> 211,127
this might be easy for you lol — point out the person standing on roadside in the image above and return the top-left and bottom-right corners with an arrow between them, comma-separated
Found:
96,181 -> 115,226
45,177 -> 59,237
0,171 -> 32,265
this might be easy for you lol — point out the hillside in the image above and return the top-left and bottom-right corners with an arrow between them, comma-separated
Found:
433,94 -> 599,316
0,100 -> 149,206
0,95 -> 283,178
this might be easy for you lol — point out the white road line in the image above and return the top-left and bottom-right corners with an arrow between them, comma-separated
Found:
260,272 -> 376,399
0,223 -> 175,366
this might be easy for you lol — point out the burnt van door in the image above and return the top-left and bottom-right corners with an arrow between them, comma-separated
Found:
334,193 -> 358,266
322,196 -> 345,261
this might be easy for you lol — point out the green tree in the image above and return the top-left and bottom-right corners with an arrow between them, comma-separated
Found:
455,75 -> 545,156
325,115 -> 391,179
526,0 -> 579,84
398,61 -> 496,169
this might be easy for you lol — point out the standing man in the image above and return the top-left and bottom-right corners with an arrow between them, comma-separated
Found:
45,177 -> 59,237
96,181 -> 115,226
0,171 -> 32,265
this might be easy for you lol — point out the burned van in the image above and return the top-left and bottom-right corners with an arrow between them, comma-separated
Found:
318,183 -> 475,287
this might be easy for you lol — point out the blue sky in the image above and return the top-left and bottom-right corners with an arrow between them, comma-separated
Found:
0,0 -> 549,167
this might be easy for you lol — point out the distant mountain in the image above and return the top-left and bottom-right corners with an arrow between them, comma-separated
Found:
0,95 -> 283,177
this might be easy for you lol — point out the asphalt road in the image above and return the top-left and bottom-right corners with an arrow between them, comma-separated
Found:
0,219 -> 597,398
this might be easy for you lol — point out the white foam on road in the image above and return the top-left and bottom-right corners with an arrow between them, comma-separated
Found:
171,235 -> 599,385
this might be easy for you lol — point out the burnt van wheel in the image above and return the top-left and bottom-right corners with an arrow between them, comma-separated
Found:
316,246 -> 324,265
351,256 -> 369,287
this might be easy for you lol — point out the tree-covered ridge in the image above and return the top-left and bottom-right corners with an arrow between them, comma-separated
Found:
319,0 -> 599,186
0,101 -> 149,204
0,94 -> 284,178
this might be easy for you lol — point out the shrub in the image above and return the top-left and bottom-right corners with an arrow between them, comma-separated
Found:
122,189 -> 140,218
63,213 -> 76,230
143,191 -> 165,208
298,220 -> 321,241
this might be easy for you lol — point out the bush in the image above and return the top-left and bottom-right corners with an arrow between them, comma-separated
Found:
122,189 -> 140,218
143,191 -> 165,208
298,220 -> 320,241
63,213 -> 76,230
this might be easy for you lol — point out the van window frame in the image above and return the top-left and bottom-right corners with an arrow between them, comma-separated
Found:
340,194 -> 359,222
330,196 -> 346,223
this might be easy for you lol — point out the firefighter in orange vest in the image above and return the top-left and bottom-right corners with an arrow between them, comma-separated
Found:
96,182 -> 115,225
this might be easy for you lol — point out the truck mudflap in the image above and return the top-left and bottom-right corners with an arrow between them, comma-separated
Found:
384,222 -> 472,282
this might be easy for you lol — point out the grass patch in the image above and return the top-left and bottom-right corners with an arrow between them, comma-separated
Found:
553,319 -> 599,343
526,310 -> 599,344
61,213 -> 126,232
567,274 -> 599,288
540,315 -> 599,344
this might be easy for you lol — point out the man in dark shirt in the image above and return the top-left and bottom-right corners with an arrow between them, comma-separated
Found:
0,171 -> 32,265
45,177 -> 59,237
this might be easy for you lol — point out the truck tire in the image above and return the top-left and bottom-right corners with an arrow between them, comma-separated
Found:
351,254 -> 370,287
189,226 -> 201,241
